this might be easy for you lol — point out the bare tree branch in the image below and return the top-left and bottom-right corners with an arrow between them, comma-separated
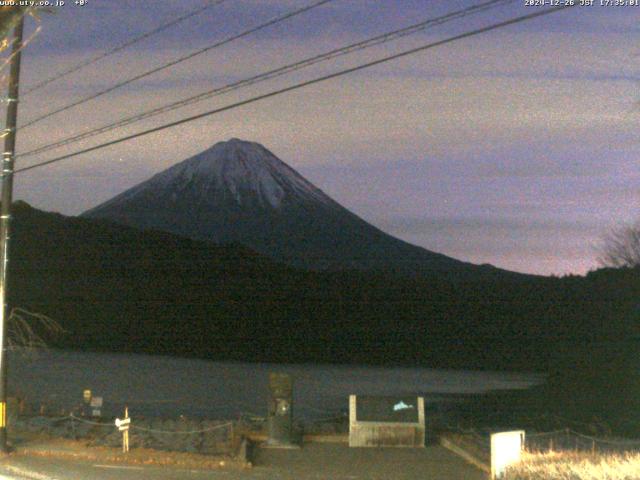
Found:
597,221 -> 640,268
6,307 -> 64,357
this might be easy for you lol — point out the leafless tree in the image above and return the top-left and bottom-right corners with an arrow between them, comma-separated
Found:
7,307 -> 64,356
597,221 -> 640,268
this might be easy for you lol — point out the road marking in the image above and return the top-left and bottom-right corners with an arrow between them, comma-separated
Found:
92,464 -> 144,470
1,465 -> 58,480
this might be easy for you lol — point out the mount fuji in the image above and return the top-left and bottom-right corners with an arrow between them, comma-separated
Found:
82,138 -> 488,273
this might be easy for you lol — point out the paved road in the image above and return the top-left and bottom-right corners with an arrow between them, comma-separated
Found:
0,456 -> 230,480
253,444 -> 487,480
0,444 -> 486,480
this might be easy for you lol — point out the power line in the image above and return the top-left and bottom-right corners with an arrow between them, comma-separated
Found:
19,0 -> 515,160
22,0 -> 229,96
18,0 -> 335,130
14,5 -> 573,176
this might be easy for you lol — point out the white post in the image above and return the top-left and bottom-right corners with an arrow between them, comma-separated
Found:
490,430 -> 525,479
348,395 -> 356,447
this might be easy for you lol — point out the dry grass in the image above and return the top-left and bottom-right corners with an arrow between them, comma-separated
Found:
12,437 -> 250,471
505,450 -> 640,480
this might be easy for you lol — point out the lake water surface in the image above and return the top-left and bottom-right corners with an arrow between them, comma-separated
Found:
8,350 -> 544,420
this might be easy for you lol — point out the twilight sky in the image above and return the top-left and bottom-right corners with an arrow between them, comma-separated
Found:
5,0 -> 639,275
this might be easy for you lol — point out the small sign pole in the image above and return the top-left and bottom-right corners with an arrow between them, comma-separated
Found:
115,408 -> 131,453
123,407 -> 129,453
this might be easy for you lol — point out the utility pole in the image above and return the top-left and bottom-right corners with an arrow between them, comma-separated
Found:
0,13 -> 24,453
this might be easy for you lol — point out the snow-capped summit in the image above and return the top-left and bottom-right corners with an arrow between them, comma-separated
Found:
93,138 -> 334,212
82,138 -> 474,273
153,138 -> 333,209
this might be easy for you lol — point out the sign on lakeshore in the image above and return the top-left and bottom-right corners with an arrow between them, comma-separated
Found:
349,395 -> 425,447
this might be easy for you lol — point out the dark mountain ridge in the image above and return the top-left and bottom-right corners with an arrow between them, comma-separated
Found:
7,202 -> 638,375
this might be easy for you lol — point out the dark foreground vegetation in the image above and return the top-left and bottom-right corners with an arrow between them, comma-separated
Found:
8,202 -> 640,433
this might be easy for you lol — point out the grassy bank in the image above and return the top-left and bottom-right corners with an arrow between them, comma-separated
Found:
505,451 -> 640,480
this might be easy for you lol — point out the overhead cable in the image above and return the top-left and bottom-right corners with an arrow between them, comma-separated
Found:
18,0 -> 335,129
22,0 -> 229,96
19,0 -> 515,159
14,6 -> 573,176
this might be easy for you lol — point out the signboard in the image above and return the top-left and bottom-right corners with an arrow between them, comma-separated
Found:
349,395 -> 425,447
355,396 -> 420,423
89,396 -> 103,417
115,417 -> 131,432
83,389 -> 91,404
